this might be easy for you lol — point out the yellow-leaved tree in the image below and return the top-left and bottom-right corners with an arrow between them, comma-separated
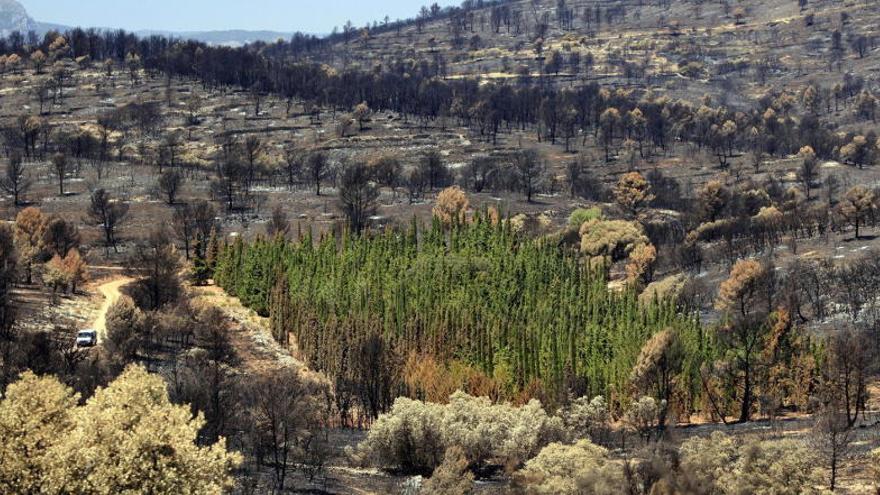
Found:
433,186 -> 470,226
0,365 -> 241,494
715,259 -> 767,318
613,172 -> 654,216
0,372 -> 79,494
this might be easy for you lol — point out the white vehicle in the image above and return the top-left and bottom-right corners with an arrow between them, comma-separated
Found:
76,329 -> 98,348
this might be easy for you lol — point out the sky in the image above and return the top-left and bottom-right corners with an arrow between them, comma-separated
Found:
20,0 -> 460,34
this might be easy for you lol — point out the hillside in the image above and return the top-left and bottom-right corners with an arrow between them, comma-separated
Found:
300,0 -> 877,109
1,1 -> 880,493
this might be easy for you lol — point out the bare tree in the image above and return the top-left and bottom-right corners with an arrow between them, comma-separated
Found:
242,369 -> 332,493
337,161 -> 379,234
86,188 -> 129,252
126,228 -> 183,310
513,148 -> 546,202
43,216 -> 80,258
51,152 -> 68,196
249,82 -> 265,116
465,156 -> 496,193
0,224 -> 17,392
797,147 -> 820,200
33,78 -> 51,115
190,200 -> 218,243
812,405 -> 855,491
283,145 -> 304,189
242,136 -> 264,187
369,155 -> 402,195
418,151 -> 449,191
158,170 -> 183,205
212,161 -> 247,213
172,206 -> 195,260
306,152 -> 332,196
0,153 -> 30,206
825,326 -> 871,427
266,205 -> 290,238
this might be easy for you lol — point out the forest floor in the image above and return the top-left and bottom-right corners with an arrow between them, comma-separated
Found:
189,283 -> 306,375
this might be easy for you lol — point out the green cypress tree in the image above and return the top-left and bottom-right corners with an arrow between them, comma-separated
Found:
205,226 -> 220,278
191,237 -> 210,286
269,270 -> 292,346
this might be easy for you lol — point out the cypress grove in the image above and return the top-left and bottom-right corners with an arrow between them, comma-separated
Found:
214,215 -> 711,418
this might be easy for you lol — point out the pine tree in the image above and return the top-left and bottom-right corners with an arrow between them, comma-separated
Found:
205,226 -> 220,278
191,237 -> 210,286
269,270 -> 292,346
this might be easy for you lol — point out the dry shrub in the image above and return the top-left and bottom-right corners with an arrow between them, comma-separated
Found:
679,432 -> 822,494
753,206 -> 783,227
352,392 -> 565,475
433,186 -> 470,225
568,207 -> 603,229
404,354 -> 506,404
638,273 -> 687,306
579,219 -> 649,262
421,445 -> 475,495
0,366 -> 240,493
512,439 -> 625,495
625,243 -> 657,285
562,396 -> 611,445
614,172 -> 654,215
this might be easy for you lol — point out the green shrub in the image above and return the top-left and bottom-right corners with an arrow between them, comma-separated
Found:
568,207 -> 603,228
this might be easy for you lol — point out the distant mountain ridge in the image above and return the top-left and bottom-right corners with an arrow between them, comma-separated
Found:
0,0 -> 296,46
135,29 -> 295,47
0,0 -> 37,37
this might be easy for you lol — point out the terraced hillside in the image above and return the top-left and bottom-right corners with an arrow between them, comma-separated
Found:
296,0 -> 878,110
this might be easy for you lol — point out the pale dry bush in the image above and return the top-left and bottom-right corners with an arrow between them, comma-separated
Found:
689,218 -> 736,243
512,439 -> 625,495
579,219 -> 649,262
562,395 -> 611,445
624,396 -> 665,442
753,206 -> 784,227
638,273 -> 687,306
625,242 -> 657,285
353,391 -> 565,474
614,172 -> 654,214
679,432 -> 739,490
734,439 -> 824,495
351,397 -> 445,474
680,432 -> 823,495
510,213 -> 555,236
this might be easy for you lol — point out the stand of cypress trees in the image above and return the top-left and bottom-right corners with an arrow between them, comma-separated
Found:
214,217 -> 710,413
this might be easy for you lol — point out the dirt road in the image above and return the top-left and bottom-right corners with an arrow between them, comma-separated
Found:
92,277 -> 133,343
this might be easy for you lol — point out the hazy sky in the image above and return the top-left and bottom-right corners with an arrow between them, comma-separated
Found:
20,0 -> 459,33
